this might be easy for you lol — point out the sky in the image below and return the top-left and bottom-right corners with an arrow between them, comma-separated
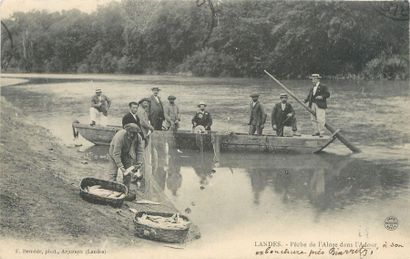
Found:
0,0 -> 119,18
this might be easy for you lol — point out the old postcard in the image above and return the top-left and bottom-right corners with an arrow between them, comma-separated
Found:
0,0 -> 409,258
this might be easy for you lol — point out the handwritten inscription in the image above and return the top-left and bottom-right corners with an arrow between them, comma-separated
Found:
254,241 -> 404,257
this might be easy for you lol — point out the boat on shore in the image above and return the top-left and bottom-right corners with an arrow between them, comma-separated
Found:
72,122 -> 337,153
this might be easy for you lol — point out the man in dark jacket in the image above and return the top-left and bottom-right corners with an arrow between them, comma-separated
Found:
149,87 -> 165,130
192,101 -> 212,131
248,93 -> 266,135
271,93 -> 300,137
303,74 -> 330,137
122,102 -> 140,127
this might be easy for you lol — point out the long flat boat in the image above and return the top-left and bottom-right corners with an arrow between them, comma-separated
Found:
72,122 -> 337,153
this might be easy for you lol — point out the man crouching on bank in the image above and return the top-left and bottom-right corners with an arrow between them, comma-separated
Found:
108,123 -> 143,201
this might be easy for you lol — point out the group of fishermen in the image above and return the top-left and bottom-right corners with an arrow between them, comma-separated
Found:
89,73 -> 330,200
90,86 -> 212,135
89,86 -> 214,200
249,73 -> 330,137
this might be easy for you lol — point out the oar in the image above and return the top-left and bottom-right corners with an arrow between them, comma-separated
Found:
263,70 -> 361,153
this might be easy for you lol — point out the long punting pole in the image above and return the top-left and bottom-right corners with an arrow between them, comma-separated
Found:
263,70 -> 361,153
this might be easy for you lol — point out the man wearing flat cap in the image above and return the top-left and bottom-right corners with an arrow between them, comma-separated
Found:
149,87 -> 165,130
248,94 -> 266,135
90,88 -> 111,126
108,123 -> 144,201
192,101 -> 212,131
271,93 -> 300,137
137,98 -> 154,139
303,74 -> 330,137
164,95 -> 181,131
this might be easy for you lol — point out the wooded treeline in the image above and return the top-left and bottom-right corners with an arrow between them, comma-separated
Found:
1,0 -> 408,79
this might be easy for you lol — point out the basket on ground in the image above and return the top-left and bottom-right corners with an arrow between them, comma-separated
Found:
133,211 -> 191,243
80,177 -> 128,207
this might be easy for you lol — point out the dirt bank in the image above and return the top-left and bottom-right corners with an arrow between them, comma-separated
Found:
0,96 -> 199,248
0,96 -> 140,245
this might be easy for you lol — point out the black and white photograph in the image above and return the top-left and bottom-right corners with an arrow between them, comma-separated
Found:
0,0 -> 409,258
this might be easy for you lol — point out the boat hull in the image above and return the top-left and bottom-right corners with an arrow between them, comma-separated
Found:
72,122 -> 331,153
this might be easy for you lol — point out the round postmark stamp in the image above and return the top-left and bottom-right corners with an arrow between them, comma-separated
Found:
384,216 -> 399,231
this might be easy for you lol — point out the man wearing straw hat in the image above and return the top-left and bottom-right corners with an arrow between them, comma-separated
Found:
90,88 -> 111,126
248,93 -> 266,135
192,101 -> 212,131
108,123 -> 144,201
149,87 -> 165,130
304,74 -> 330,137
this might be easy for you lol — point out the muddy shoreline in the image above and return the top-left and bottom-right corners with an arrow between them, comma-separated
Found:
0,96 -> 139,245
0,95 -> 199,249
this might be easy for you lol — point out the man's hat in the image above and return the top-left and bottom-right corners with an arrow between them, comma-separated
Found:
151,87 -> 161,91
309,73 -> 322,79
95,88 -> 102,93
168,95 -> 176,100
138,97 -> 151,105
250,93 -> 260,98
280,93 -> 288,98
124,123 -> 141,133
198,101 -> 207,107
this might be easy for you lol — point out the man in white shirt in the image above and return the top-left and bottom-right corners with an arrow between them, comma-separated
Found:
90,88 -> 111,126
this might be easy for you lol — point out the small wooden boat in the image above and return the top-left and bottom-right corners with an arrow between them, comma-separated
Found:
72,122 -> 337,153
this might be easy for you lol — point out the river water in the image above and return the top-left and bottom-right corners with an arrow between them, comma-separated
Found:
1,74 -> 409,256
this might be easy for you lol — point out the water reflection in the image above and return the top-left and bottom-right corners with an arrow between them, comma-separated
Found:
148,137 -> 410,216
78,138 -> 409,217
166,144 -> 183,196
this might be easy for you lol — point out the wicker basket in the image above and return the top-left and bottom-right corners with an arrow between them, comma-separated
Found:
133,211 -> 191,243
80,177 -> 128,208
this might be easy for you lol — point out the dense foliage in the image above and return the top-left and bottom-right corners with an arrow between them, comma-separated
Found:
1,0 -> 408,79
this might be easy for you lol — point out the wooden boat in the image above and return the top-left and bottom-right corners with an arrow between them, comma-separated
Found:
72,122 -> 337,153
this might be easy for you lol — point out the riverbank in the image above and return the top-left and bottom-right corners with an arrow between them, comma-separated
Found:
0,95 -> 199,247
0,96 -> 137,244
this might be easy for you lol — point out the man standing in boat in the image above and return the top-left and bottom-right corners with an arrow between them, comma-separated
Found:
303,74 -> 330,137
192,101 -> 212,132
90,88 -> 111,126
122,101 -> 140,128
108,123 -> 144,201
164,95 -> 181,131
137,98 -> 155,140
248,93 -> 266,135
149,87 -> 165,130
271,93 -> 300,137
